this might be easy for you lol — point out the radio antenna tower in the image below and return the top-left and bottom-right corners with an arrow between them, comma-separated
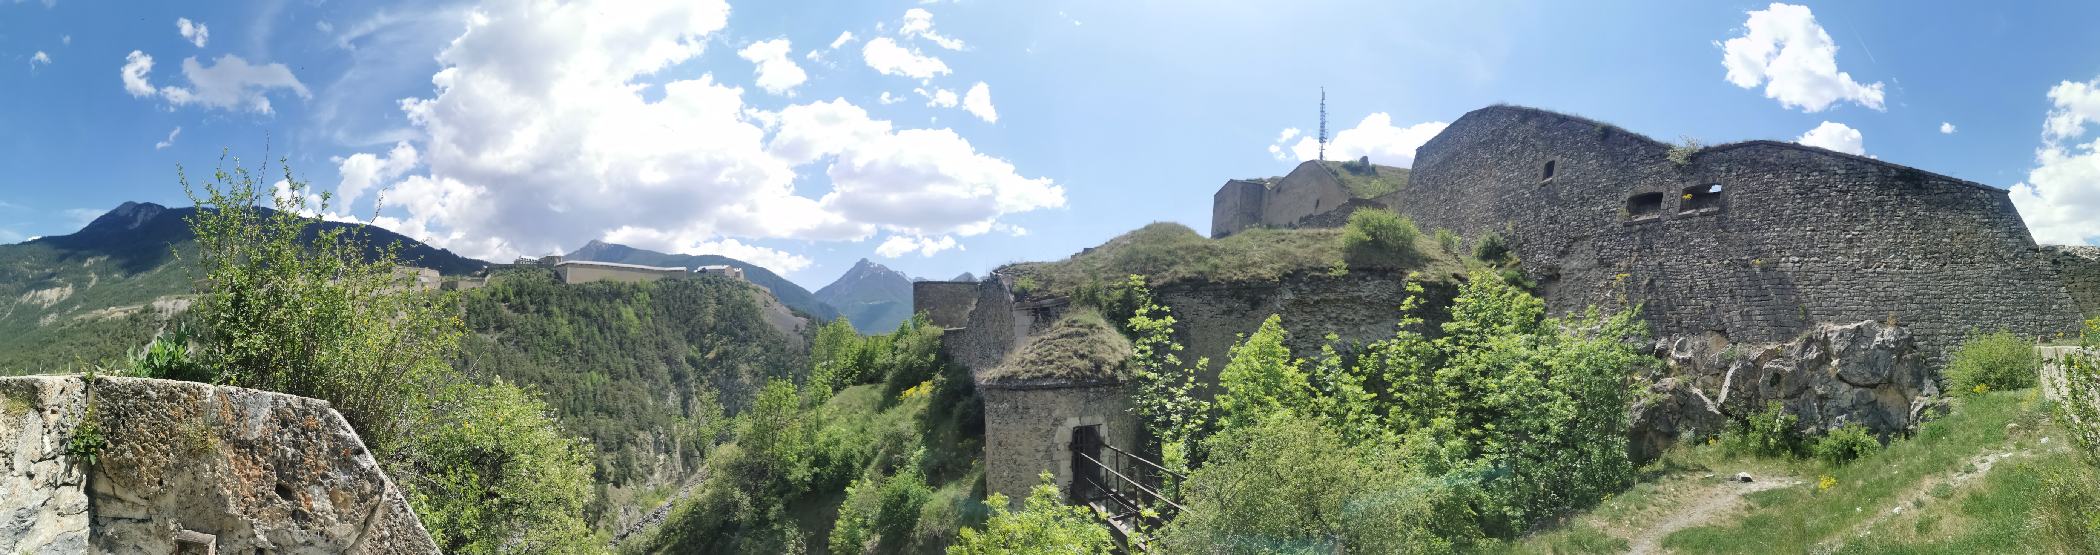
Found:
1317,87 -> 1329,162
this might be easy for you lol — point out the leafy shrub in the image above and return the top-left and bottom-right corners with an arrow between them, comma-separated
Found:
947,474 -> 1113,555
1722,401 -> 1807,458
65,404 -> 105,467
1157,414 -> 1479,554
1812,423 -> 1880,465
1668,136 -> 1703,166
1215,315 -> 1310,430
130,326 -> 210,382
1946,330 -> 2038,394
1434,228 -> 1462,255
2057,317 -> 2100,469
1340,209 -> 1420,267
394,379 -> 596,554
183,159 -> 463,453
1474,232 -> 1512,265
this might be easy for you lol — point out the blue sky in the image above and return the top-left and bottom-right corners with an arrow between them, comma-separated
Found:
4,1 -> 2100,290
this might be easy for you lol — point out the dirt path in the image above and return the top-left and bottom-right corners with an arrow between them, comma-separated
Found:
1625,476 -> 1797,555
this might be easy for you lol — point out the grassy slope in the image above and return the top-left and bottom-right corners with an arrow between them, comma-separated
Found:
0,241 -> 194,374
999,221 -> 1470,301
1511,390 -> 2090,554
1317,160 -> 1411,199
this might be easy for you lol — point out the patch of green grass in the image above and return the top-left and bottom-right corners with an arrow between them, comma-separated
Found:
1661,391 -> 2042,553
999,222 -> 1468,301
1318,160 -> 1411,199
1835,453 -> 2089,553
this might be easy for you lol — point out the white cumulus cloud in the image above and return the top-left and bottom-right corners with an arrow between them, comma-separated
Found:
121,51 -> 155,96
332,0 -> 1059,275
154,126 -> 181,150
122,50 -> 309,113
1795,121 -> 1865,155
1940,122 -> 1957,134
962,82 -> 995,123
29,50 -> 49,69
875,234 -> 959,257
1719,3 -> 1885,112
1271,113 -> 1448,167
863,37 -> 949,79
900,8 -> 964,50
737,38 -> 807,96
2011,78 -> 2100,245
917,87 -> 958,108
829,31 -> 856,49
177,17 -> 209,48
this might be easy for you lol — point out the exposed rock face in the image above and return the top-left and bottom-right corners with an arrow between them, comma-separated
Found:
0,376 -> 438,554
1630,321 -> 1940,461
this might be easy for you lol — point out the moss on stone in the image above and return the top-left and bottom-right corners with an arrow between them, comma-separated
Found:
979,310 -> 1131,387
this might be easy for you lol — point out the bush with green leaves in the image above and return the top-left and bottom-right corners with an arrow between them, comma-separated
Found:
2057,317 -> 2100,470
1340,209 -> 1420,267
394,379 -> 597,554
1473,232 -> 1512,265
1190,271 -> 1646,540
1722,401 -> 1808,458
1434,228 -> 1462,255
130,325 -> 211,382
1156,414 -> 1479,554
947,474 -> 1113,555
183,159 -> 463,452
1812,422 -> 1881,466
1946,329 -> 2038,394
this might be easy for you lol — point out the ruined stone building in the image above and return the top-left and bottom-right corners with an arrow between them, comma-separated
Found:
972,312 -> 1138,506
926,103 -> 2100,507
1219,105 -> 2094,365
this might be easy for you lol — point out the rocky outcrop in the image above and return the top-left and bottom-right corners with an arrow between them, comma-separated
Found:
0,375 -> 438,554
1630,321 -> 1941,461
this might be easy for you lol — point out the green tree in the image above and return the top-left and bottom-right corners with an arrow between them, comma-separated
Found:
1157,414 -> 1478,554
1216,315 -> 1312,429
396,380 -> 597,554
947,475 -> 1114,555
183,158 -> 462,452
1120,275 -> 1213,480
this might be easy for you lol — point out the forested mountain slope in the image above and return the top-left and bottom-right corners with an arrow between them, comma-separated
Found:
452,269 -> 810,531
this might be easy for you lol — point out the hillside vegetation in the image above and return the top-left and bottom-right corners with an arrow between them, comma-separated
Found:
998,219 -> 1469,301
453,268 -> 807,528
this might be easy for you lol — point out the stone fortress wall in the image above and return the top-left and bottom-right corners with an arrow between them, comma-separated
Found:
2043,245 -> 2100,322
1218,105 -> 2086,366
1,376 -> 437,554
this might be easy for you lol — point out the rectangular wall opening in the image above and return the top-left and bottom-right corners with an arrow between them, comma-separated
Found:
1682,184 -> 1724,212
1626,192 -> 1665,221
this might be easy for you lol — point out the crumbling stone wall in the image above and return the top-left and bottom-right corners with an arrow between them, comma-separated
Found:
1155,272 -> 1457,390
0,376 -> 438,554
1259,162 -> 1348,230
2045,245 -> 2100,321
1211,179 -> 1267,239
979,384 -> 1136,508
1398,105 -> 2083,366
913,281 -> 980,329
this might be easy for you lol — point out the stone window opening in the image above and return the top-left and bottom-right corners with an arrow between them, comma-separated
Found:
1625,192 -> 1665,221
1540,160 -> 1557,183
1681,183 -> 1724,213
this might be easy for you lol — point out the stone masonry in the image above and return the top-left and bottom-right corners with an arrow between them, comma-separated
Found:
2044,245 -> 2100,322
1221,104 -> 2084,368
0,376 -> 438,554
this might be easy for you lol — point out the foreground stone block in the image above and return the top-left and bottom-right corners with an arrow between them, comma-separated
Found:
0,376 -> 438,554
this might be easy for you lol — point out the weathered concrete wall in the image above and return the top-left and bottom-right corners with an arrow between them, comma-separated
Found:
2045,246 -> 2100,321
979,384 -> 1136,508
0,376 -> 438,555
913,281 -> 980,329
1400,105 -> 2083,366
1259,162 -> 1348,229
1211,179 -> 1267,238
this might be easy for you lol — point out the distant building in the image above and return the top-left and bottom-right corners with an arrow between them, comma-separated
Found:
391,266 -> 441,291
695,265 -> 745,281
554,260 -> 687,284
441,276 -> 488,291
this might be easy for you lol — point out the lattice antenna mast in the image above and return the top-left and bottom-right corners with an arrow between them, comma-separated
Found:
1317,87 -> 1328,162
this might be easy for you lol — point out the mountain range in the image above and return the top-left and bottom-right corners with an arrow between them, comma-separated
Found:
563,240 -> 845,324
813,258 -> 916,333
